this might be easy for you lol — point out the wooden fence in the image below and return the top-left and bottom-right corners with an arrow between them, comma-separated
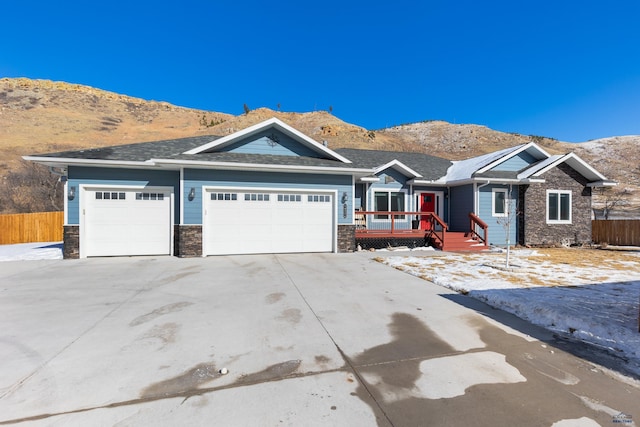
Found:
0,211 -> 64,245
592,220 -> 640,246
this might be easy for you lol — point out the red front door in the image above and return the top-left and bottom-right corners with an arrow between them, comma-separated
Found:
420,193 -> 436,230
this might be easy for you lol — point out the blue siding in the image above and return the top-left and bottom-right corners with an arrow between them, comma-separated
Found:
412,185 -> 448,217
221,130 -> 321,158
491,151 -> 537,171
449,185 -> 474,231
183,169 -> 352,224
477,184 -> 518,245
66,167 -> 179,225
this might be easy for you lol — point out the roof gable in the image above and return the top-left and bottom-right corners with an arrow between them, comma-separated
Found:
184,117 -> 352,163
519,152 -> 615,185
374,159 -> 422,179
475,142 -> 549,174
444,143 -> 550,182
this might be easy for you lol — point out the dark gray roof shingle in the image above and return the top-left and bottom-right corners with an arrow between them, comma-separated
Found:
31,136 -> 452,175
334,148 -> 452,180
31,135 -> 222,162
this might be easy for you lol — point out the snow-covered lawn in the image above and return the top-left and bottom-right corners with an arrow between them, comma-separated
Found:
379,247 -> 640,376
0,242 -> 63,261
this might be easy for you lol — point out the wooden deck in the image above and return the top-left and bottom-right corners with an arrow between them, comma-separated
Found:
354,210 -> 488,251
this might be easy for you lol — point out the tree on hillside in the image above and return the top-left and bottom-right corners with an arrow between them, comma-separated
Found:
243,104 -> 250,115
0,162 -> 63,213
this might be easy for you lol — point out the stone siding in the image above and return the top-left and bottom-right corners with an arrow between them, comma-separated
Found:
63,225 -> 80,259
174,225 -> 203,257
337,224 -> 356,253
521,163 -> 592,246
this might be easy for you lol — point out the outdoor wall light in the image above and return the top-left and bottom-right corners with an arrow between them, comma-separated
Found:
68,186 -> 76,201
341,192 -> 348,204
188,187 -> 196,201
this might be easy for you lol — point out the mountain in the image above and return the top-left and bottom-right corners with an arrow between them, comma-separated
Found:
1,77 -> 638,216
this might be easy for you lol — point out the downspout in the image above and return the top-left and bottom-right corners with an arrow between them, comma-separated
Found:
49,166 -> 68,225
475,181 -> 491,214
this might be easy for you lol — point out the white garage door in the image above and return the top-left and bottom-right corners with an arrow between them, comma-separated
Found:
204,189 -> 335,255
83,188 -> 172,257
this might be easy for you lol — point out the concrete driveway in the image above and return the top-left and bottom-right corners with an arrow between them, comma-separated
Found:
1,253 -> 638,426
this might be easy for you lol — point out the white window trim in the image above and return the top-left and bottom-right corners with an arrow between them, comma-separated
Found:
546,189 -> 572,224
492,188 -> 508,217
372,189 -> 408,221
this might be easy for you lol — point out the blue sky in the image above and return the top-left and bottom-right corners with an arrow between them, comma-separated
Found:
2,0 -> 640,142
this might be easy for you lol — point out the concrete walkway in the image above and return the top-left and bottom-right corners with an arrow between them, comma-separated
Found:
0,253 -> 638,426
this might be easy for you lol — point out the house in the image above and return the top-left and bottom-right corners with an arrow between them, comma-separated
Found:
25,118 -> 615,258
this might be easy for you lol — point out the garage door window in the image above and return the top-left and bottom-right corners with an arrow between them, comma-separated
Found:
244,193 -> 269,201
135,192 -> 164,201
278,194 -> 302,202
96,191 -> 126,200
212,193 -> 238,201
308,195 -> 331,203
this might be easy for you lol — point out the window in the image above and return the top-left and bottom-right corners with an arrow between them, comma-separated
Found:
96,191 -> 125,200
211,193 -> 238,201
492,189 -> 507,217
135,192 -> 165,201
277,194 -> 301,202
243,193 -> 269,201
547,190 -> 571,223
308,194 -> 331,203
374,191 -> 405,219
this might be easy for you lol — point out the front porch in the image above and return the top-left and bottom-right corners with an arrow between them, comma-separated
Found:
354,211 -> 489,251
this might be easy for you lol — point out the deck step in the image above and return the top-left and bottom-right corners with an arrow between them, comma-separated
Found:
431,231 -> 488,252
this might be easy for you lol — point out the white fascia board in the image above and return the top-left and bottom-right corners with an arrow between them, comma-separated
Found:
182,117 -> 353,164
373,159 -> 422,178
152,158 -> 370,175
359,176 -> 380,183
532,152 -> 608,182
476,142 -> 551,175
407,178 -> 445,185
587,180 -> 618,187
444,177 -> 542,187
23,155 -> 155,169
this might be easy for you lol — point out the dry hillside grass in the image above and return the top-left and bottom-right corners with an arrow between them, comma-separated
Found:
1,78 -> 638,214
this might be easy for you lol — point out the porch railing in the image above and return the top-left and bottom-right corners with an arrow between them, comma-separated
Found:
354,211 -> 447,246
469,212 -> 488,246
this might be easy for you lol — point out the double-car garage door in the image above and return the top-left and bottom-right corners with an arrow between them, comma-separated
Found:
204,189 -> 335,256
82,187 -> 335,257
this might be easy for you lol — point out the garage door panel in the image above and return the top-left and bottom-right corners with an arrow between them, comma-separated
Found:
205,190 -> 334,256
84,189 -> 171,257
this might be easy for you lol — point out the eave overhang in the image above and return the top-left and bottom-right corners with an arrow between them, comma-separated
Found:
150,158 -> 372,176
23,155 -> 157,170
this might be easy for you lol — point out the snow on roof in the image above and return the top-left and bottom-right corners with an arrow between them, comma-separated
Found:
443,144 -> 527,182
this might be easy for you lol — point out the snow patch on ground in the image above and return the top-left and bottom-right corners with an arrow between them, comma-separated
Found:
0,242 -> 63,261
381,249 -> 640,377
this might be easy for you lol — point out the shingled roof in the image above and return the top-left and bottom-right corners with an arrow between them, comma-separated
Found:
334,148 -> 453,180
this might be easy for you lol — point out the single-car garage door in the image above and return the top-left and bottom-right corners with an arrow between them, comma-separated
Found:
83,188 -> 172,257
204,189 -> 335,255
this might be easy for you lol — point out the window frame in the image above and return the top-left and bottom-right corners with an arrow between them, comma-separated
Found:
546,190 -> 572,224
491,188 -> 508,217
373,190 -> 407,220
